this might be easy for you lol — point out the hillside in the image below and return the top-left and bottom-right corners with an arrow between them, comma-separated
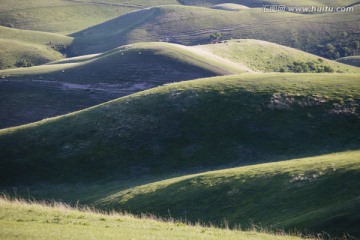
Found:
197,39 -> 360,73
0,198 -> 304,240
0,0 -> 179,34
337,56 -> 360,67
1,40 -> 359,128
70,5 -> 360,58
94,150 -> 360,238
0,42 -> 250,129
0,26 -> 73,69
1,73 -> 359,185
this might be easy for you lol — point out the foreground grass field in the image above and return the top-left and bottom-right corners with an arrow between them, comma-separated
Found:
0,198 -> 304,240
1,73 -> 359,185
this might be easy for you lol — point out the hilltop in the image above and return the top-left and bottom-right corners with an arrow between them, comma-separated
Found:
0,26 -> 72,69
1,73 -> 359,185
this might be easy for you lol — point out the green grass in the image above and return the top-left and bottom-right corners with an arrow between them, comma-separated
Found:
1,73 -> 360,185
0,26 -> 73,69
93,150 -> 360,238
0,41 -> 248,128
197,39 -> 360,73
0,0 -> 179,34
1,40 -> 358,128
0,198 -> 304,240
69,5 -> 360,58
337,56 -> 360,67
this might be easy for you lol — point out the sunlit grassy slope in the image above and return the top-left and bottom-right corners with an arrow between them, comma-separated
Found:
0,73 -> 359,185
0,26 -> 73,69
0,0 -> 179,34
197,39 -> 360,73
337,56 -> 360,67
70,5 -> 360,56
94,150 -> 360,238
0,198 -> 304,240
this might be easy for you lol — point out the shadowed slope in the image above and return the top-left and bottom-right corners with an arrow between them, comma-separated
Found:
0,74 -> 359,185
0,42 -> 248,129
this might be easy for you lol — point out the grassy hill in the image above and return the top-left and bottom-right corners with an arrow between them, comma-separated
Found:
0,26 -> 73,69
197,39 -> 360,73
337,56 -> 360,67
0,40 -> 358,129
93,150 -> 360,238
0,198 -> 304,240
0,0 -> 180,34
0,42 -> 249,128
70,5 -> 360,58
1,73 -> 359,185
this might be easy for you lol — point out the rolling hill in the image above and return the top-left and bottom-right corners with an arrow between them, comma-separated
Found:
0,42 -> 249,129
1,73 -> 359,185
196,39 -> 360,73
69,5 -> 360,59
94,150 -> 360,238
1,40 -> 358,129
0,26 -> 73,70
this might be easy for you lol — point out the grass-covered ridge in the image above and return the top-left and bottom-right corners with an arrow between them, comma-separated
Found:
0,198 -> 304,240
0,26 -> 73,69
0,73 -> 359,185
70,5 -> 360,57
95,150 -> 360,238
